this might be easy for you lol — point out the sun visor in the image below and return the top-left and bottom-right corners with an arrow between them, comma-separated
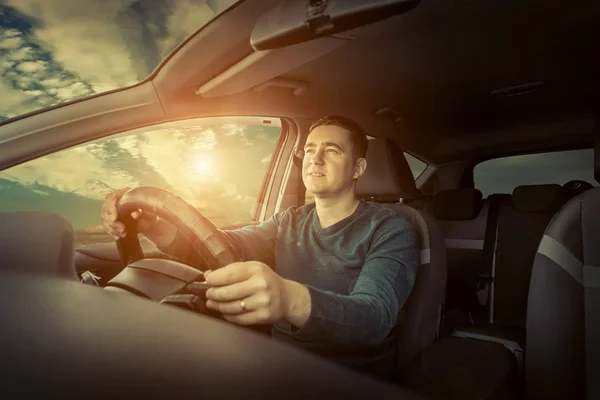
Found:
195,36 -> 347,98
250,0 -> 420,51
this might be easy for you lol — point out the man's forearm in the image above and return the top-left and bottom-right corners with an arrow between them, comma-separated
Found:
283,288 -> 400,346
283,279 -> 312,328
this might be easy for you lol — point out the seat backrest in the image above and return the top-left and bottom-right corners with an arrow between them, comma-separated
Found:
492,184 -> 568,329
356,138 -> 447,377
526,187 -> 600,399
431,189 -> 486,312
526,129 -> 600,399
0,211 -> 78,280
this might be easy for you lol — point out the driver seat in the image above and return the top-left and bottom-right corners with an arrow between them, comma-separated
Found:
356,138 -> 447,378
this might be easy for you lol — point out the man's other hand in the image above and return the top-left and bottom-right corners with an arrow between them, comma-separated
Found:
101,187 -> 171,246
204,261 -> 311,327
102,187 -> 135,239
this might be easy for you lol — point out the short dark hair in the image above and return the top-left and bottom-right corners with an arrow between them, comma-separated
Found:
309,115 -> 368,159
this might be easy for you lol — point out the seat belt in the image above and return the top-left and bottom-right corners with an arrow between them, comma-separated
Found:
477,194 -> 510,315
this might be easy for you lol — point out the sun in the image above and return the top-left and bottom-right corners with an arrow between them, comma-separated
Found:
192,156 -> 213,175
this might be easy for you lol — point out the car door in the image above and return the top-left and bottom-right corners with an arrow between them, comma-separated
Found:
0,115 -> 293,282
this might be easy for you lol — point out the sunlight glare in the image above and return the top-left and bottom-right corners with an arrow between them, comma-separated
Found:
193,156 -> 213,176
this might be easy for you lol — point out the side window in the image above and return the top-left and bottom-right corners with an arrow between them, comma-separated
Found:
474,149 -> 597,198
405,152 -> 427,179
0,117 -> 282,247
304,151 -> 427,204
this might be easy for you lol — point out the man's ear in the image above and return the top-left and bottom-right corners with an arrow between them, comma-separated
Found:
353,158 -> 367,180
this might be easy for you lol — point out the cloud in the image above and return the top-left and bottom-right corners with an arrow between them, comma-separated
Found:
0,29 -> 24,49
0,79 -> 39,117
39,76 -> 69,88
2,28 -> 21,38
16,60 -> 47,73
55,82 -> 92,100
6,45 -> 34,61
158,2 -> 214,58
0,35 -> 23,50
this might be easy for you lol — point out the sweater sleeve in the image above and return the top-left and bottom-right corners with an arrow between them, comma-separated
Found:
157,213 -> 282,268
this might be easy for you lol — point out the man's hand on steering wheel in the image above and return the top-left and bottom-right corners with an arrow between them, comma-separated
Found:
101,187 -> 175,248
204,262 -> 312,327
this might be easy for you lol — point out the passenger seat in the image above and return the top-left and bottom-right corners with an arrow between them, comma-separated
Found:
0,211 -> 78,280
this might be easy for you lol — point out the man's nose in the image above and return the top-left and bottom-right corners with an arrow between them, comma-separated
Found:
310,149 -> 324,164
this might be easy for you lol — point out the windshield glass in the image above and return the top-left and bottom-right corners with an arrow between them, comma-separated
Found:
0,0 -> 239,121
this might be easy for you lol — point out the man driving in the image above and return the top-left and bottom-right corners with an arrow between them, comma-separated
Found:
101,115 -> 419,378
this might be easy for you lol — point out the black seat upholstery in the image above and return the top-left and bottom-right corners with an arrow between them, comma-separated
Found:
405,190 -> 520,400
526,138 -> 600,398
452,184 -> 570,387
0,211 -> 78,280
404,336 -> 518,399
431,189 -> 487,327
492,184 -> 568,329
355,138 -> 447,378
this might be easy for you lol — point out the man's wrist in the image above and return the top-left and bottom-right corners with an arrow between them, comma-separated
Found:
283,279 -> 312,328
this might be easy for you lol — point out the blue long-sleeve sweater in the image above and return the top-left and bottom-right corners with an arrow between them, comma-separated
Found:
162,201 -> 419,377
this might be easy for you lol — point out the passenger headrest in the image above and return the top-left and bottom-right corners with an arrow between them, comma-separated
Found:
512,184 -> 565,212
355,138 -> 420,202
562,180 -> 594,198
432,189 -> 483,220
0,211 -> 77,280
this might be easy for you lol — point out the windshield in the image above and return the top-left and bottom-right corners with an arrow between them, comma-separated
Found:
0,0 -> 239,121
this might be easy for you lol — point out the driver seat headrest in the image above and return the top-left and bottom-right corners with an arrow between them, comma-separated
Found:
356,138 -> 421,202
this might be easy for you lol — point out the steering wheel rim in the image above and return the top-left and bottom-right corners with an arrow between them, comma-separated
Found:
116,186 -> 242,271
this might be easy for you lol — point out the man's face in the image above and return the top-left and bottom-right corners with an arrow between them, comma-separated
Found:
302,125 -> 365,198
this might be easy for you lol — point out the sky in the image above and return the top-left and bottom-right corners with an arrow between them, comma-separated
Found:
0,0 -> 236,120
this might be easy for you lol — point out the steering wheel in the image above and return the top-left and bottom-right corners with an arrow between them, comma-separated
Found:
103,186 -> 242,306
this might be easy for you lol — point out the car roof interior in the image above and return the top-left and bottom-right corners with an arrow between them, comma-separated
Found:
1,0 -> 598,172
1,2 -> 600,397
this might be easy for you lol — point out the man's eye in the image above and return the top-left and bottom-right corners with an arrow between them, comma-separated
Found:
327,149 -> 339,154
305,149 -> 314,154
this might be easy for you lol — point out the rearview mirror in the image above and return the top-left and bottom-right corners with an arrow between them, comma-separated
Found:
251,0 -> 420,51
